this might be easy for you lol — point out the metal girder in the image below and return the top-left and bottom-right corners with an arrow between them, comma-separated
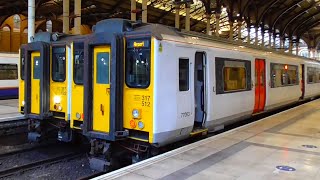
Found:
271,0 -> 304,31
157,6 -> 175,22
281,2 -> 319,36
292,12 -> 320,36
297,20 -> 320,37
257,0 -> 282,23
107,0 -> 125,14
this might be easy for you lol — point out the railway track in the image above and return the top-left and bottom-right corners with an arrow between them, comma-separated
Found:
0,152 -> 83,178
0,118 -> 28,137
0,143 -> 85,179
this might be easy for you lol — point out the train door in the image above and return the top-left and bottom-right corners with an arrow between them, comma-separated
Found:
31,52 -> 41,114
71,42 -> 84,129
300,64 -> 305,99
253,59 -> 266,114
194,52 -> 206,127
92,46 -> 111,133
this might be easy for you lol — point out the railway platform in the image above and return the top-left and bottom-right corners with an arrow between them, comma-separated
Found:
94,99 -> 320,180
0,99 -> 23,121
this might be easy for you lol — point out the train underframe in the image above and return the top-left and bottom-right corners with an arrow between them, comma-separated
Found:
28,118 -> 73,143
88,138 -> 160,172
28,118 -> 158,172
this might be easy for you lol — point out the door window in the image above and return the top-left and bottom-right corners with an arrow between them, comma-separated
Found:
179,58 -> 189,91
33,57 -> 40,79
96,52 -> 110,84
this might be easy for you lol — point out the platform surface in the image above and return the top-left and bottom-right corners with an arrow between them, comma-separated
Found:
0,99 -> 23,121
94,99 -> 320,180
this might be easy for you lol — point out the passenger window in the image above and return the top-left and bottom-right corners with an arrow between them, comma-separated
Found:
179,58 -> 189,91
96,52 -> 110,84
215,58 -> 251,94
224,67 -> 246,91
33,57 -> 40,79
0,64 -> 18,80
271,63 -> 298,88
73,42 -> 84,85
307,67 -> 320,84
52,47 -> 66,82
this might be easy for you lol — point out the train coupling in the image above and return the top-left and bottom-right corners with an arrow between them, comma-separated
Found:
57,128 -> 73,142
28,132 -> 41,142
89,157 -> 111,172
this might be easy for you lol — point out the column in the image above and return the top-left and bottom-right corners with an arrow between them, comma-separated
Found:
280,37 -> 284,51
289,38 -> 293,54
237,21 -> 242,42
28,0 -> 35,42
63,0 -> 69,34
185,3 -> 191,31
131,0 -> 136,21
175,4 -> 180,29
255,26 -> 258,46
74,0 -> 81,35
268,31 -> 272,48
296,40 -> 299,55
215,13 -> 220,36
273,35 -> 276,48
206,14 -> 211,35
261,29 -> 265,47
229,20 -> 233,41
247,25 -> 251,43
308,49 -> 311,58
142,0 -> 147,23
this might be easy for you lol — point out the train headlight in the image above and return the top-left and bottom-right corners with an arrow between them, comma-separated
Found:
132,109 -> 140,119
54,96 -> 61,104
76,113 -> 81,119
138,121 -> 144,129
22,101 -> 25,106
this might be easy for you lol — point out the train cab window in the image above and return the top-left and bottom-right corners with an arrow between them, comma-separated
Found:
33,57 -> 40,79
73,42 -> 84,85
215,58 -> 251,94
126,39 -> 150,88
52,47 -> 66,82
179,58 -> 189,91
271,63 -> 298,87
96,52 -> 110,84
0,64 -> 18,80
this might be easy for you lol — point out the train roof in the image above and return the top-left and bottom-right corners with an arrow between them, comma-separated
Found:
129,20 -> 318,64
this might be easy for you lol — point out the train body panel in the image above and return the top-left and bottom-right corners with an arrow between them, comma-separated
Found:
0,53 -> 19,99
123,37 -> 154,143
304,61 -> 320,98
50,45 -> 68,119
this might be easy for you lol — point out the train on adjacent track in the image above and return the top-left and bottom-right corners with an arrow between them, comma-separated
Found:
0,53 -> 19,99
19,18 -> 320,171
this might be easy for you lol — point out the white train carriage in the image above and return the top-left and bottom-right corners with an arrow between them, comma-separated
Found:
148,25 -> 320,146
0,53 -> 19,99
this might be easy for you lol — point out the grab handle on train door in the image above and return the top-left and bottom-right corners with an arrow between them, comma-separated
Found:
201,86 -> 204,111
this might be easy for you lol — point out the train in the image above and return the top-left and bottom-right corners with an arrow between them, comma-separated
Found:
0,53 -> 19,99
19,18 -> 320,171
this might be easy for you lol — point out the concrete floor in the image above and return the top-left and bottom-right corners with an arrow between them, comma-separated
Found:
0,99 -> 22,120
95,99 -> 320,180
